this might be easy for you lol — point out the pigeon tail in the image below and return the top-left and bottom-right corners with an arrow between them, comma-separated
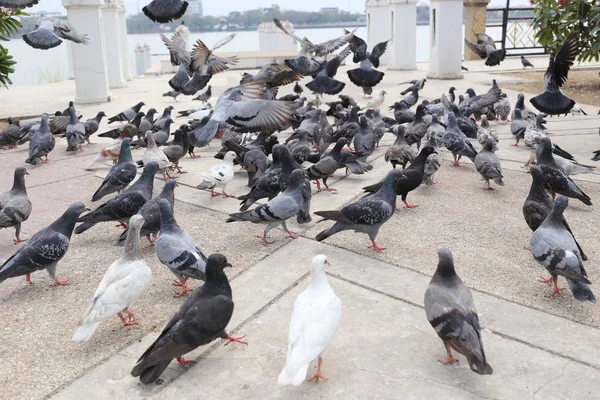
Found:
25,156 -> 40,165
567,279 -> 597,304
143,0 -> 188,23
72,321 -> 101,342
132,360 -> 172,384
169,66 -> 191,91
277,363 -> 310,386
284,57 -> 321,76
181,72 -> 212,96
22,29 -> 62,50
530,91 -> 575,116
485,49 -> 506,67
347,68 -> 384,88
305,77 -> 345,95
315,220 -> 347,241
74,221 -> 96,234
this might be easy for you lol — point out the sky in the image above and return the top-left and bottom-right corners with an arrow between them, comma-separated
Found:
26,0 -> 532,17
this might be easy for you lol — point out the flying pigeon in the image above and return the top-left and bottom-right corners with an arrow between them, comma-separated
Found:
530,196 -> 595,302
305,47 -> 350,95
278,255 -> 342,385
72,214 -> 152,342
91,139 -> 137,202
25,113 -> 55,165
345,31 -> 388,88
143,0 -> 188,23
0,167 -> 32,244
474,138 -> 504,190
22,17 -> 89,49
0,0 -> 40,8
108,102 -> 145,124
424,248 -> 493,374
464,33 -> 506,66
130,254 -> 246,384
0,202 -> 88,285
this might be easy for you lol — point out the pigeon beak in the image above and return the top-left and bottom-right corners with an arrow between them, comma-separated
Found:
225,263 -> 233,269
24,171 -> 30,175
85,207 -> 91,212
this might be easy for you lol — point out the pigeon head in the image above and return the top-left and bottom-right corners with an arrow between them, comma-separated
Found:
358,115 -> 368,127
146,108 -> 157,117
466,89 -> 476,97
418,146 -> 437,158
66,202 -> 90,216
380,90 -> 387,96
227,89 -> 243,101
14,166 -> 29,178
481,115 -> 489,126
128,214 -> 144,230
501,93 -> 507,99
484,137 -> 496,151
416,104 -> 426,116
97,111 -> 107,118
449,86 -> 456,92
553,195 -> 569,215
392,124 -> 406,137
310,254 -> 330,278
288,169 -> 308,189
205,253 -> 232,282
374,109 -> 380,117
446,112 -> 457,128
223,151 -> 237,163
163,178 -> 178,193
538,136 -> 552,152
435,248 -> 456,279
141,161 -> 160,178
431,114 -> 439,124
528,165 -> 544,181
333,137 -> 347,150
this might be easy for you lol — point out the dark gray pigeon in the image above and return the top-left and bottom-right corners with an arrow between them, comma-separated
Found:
155,198 -> 207,297
442,112 -> 478,167
464,33 -> 505,67
288,129 -> 312,164
163,90 -> 181,101
243,148 -> 271,187
162,129 -> 189,173
75,162 -> 159,234
510,109 -> 527,146
0,202 -> 88,285
22,17 -> 89,49
474,138 -> 504,190
227,169 -> 311,244
512,93 -> 536,123
193,85 -> 212,104
449,104 -> 477,138
152,106 -> 175,132
385,126 -> 416,170
521,55 -> 534,68
116,179 -> 177,247
345,32 -> 388,88
91,138 -> 137,202
108,102 -> 145,124
353,115 -> 375,162
25,113 -> 55,165
315,169 -> 403,251
131,253 -> 246,384
305,47 -> 350,95
83,111 -> 106,144
424,248 -> 493,375
405,105 -> 432,149
530,196 -> 595,303
0,117 -> 22,148
306,138 -> 346,192
0,0 -> 40,8
66,106 -> 85,152
0,167 -> 32,244
390,101 -> 415,124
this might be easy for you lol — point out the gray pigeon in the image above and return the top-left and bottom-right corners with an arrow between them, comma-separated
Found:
227,169 -> 311,244
152,106 -> 174,132
83,111 -> 106,144
0,117 -> 22,148
108,102 -> 145,124
510,109 -> 528,146
22,17 -> 89,49
474,138 -> 504,190
385,125 -> 416,170
193,85 -> 212,104
530,196 -> 595,303
25,113 -> 55,165
163,90 -> 181,101
243,148 -> 271,187
91,138 -> 137,202
65,106 -> 85,152
345,32 -> 388,88
512,93 -> 536,123
0,202 -> 88,285
521,55 -> 534,68
130,253 -> 245,384
315,169 -> 403,251
405,105 -> 431,149
162,129 -> 189,173
117,179 -> 177,247
353,115 -> 376,162
424,248 -> 493,375
422,123 -> 444,186
306,138 -> 346,192
442,112 -> 478,167
288,129 -> 312,164
75,162 -> 159,234
0,167 -> 32,244
493,93 -> 511,122
390,101 -> 415,124
155,198 -> 207,297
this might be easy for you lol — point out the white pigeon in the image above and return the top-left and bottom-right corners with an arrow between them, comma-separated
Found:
361,90 -> 386,110
197,151 -> 236,198
278,254 -> 342,385
72,215 -> 152,342
142,131 -> 171,180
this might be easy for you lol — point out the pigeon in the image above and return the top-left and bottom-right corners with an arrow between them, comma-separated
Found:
98,112 -> 144,141
197,151 -> 236,198
536,137 -> 592,206
345,31 -> 388,88
288,130 -> 312,164
362,90 -> 386,110
390,101 -> 416,124
353,115 -> 376,162
510,109 -> 528,147
363,146 -> 436,209
226,169 -> 311,244
530,196 -> 595,302
140,132 -> 172,181
306,138 -> 347,192
278,254 -> 342,385
464,33 -> 506,66
243,148 -> 271,187
25,113 -> 55,165
0,202 -> 88,286
362,86 -> 373,98
151,107 -> 174,132
476,115 -> 498,148
130,253 -> 246,384
315,169 -> 404,251
523,165 -> 587,260
424,248 -> 493,375
16,119 -> 40,146
193,85 -> 212,104
0,117 -> 22,148
521,55 -> 534,68
305,47 -> 350,95
474,138 -> 504,190
116,179 -> 177,247
75,162 -> 159,234
512,93 -> 536,123
0,167 -> 32,244
91,138 -> 137,202
422,125 -> 444,186
178,106 -> 212,121
400,87 -> 419,108
366,109 -> 386,148
143,0 -> 188,23
83,112 -> 106,144
162,129 -> 189,174
400,78 -> 427,95
22,17 -> 89,49
163,90 -> 181,101
493,93 -> 511,122
0,0 -> 40,7
442,112 -> 478,167
72,214 -> 152,342
293,82 -> 304,95
459,91 -> 501,118
385,125 -> 416,170
554,154 -> 598,176
449,104 -> 477,138
154,198 -> 207,297
405,104 -> 432,149
240,63 -> 303,89
108,102 -> 145,124
65,106 -> 85,152
530,34 -> 577,115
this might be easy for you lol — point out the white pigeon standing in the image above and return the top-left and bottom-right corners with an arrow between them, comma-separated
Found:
278,255 -> 342,386
197,151 -> 236,198
142,131 -> 171,181
361,90 -> 386,110
72,215 -> 152,342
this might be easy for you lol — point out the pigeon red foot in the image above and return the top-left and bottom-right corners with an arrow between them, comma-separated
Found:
51,277 -> 69,286
368,240 -> 385,251
176,356 -> 196,368
13,236 -> 27,244
257,233 -> 274,245
25,273 -> 33,285
307,357 -> 328,381
224,335 -> 247,346
440,344 -> 459,365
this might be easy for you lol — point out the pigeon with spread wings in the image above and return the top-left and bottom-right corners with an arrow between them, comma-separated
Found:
345,31 -> 389,88
464,33 -> 505,67
143,0 -> 188,23
23,17 -> 89,50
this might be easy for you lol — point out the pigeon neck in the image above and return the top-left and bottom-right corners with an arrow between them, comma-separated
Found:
527,173 -> 549,201
309,267 -> 329,289
537,145 -> 555,166
118,143 -> 133,163
434,261 -> 457,281
11,172 -> 27,194
393,133 -> 406,145
516,96 -> 524,109
205,268 -> 232,296
52,211 -> 79,238
123,223 -> 143,260
546,203 -> 565,226
409,150 -> 429,171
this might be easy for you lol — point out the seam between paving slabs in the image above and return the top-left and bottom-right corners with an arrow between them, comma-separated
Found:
328,273 -> 600,372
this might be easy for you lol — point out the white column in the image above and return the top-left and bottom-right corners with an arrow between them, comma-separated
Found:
62,0 -> 111,103
427,0 -> 463,79
365,0 -> 391,67
102,1 -> 126,88
66,42 -> 74,79
117,0 -> 132,81
388,0 -> 417,70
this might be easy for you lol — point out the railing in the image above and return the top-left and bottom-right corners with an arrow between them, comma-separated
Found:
486,5 -> 547,56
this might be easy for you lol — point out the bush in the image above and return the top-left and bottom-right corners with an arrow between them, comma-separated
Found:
0,7 -> 26,87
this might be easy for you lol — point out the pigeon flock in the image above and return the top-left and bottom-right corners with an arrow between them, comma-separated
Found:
2,21 -> 600,388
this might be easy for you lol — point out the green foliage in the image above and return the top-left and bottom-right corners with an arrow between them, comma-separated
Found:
533,0 -> 600,62
0,7 -> 26,87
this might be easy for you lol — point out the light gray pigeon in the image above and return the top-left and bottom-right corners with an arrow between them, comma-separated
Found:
510,109 -> 528,146
493,93 -> 511,122
25,113 -> 55,165
91,138 -> 137,202
155,198 -> 208,297
227,169 -> 311,244
442,112 -> 478,167
512,93 -> 536,123
108,102 -> 145,124
315,169 -> 403,251
476,115 -> 498,148
424,248 -> 493,375
0,167 -> 32,244
530,196 -> 595,303
66,106 -> 85,152
0,202 -> 88,285
474,138 -> 504,190
22,17 -> 89,49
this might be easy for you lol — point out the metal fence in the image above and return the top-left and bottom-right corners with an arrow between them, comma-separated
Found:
487,3 -> 547,56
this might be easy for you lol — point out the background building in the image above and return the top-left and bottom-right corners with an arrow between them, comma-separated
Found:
188,0 -> 203,16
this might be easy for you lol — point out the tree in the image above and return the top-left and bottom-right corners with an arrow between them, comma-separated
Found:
0,7 -> 26,87
532,0 -> 600,62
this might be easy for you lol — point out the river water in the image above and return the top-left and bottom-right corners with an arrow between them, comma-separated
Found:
3,25 -> 502,86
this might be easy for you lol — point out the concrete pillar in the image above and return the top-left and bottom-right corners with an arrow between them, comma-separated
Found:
62,0 -> 111,103
427,0 -> 463,79
258,21 -> 296,52
102,0 -> 126,88
117,0 -> 132,81
388,0 -> 417,70
66,42 -> 74,79
365,0 -> 391,67
463,0 -> 491,60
